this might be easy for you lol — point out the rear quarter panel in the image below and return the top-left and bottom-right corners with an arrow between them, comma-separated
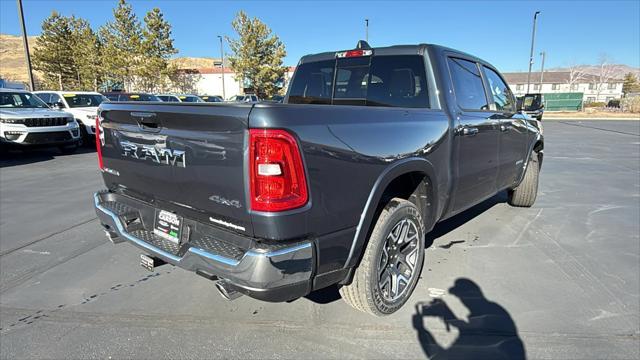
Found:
250,103 -> 451,272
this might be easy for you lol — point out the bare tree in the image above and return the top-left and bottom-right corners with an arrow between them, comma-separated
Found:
566,62 -> 587,90
595,54 -> 618,101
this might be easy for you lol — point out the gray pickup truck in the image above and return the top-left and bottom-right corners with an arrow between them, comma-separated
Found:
93,41 -> 543,316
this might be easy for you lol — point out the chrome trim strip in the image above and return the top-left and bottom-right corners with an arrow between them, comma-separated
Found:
94,193 -> 310,267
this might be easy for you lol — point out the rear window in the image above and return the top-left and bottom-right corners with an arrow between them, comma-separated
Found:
288,55 -> 429,108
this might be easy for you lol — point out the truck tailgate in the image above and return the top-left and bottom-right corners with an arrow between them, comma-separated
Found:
98,102 -> 252,235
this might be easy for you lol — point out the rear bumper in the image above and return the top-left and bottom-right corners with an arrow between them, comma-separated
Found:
94,191 -> 314,302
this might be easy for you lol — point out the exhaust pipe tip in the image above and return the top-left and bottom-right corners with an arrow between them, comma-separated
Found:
215,280 -> 243,301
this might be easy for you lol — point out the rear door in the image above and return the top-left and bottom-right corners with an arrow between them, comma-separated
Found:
481,65 -> 529,190
99,102 -> 253,235
447,57 -> 500,213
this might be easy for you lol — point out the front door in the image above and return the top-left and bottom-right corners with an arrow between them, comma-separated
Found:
481,65 -> 529,190
447,57 -> 501,213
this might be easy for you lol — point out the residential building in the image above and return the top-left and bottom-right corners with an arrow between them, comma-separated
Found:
503,71 -> 623,103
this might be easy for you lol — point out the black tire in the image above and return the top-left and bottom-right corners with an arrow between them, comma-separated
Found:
58,143 -> 79,155
340,198 -> 425,316
78,122 -> 92,147
508,152 -> 540,207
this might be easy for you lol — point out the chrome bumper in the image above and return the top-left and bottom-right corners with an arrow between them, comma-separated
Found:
94,191 -> 314,302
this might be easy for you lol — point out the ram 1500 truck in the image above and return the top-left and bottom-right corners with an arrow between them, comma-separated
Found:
93,42 -> 543,316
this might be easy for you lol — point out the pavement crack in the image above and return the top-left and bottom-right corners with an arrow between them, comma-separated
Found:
0,217 -> 98,257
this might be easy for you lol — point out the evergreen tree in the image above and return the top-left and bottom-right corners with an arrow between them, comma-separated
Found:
70,17 -> 102,91
226,11 -> 286,98
32,11 -> 76,90
139,8 -> 177,92
622,73 -> 640,96
99,0 -> 142,91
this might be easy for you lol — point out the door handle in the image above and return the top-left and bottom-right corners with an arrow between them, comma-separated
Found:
460,127 -> 479,136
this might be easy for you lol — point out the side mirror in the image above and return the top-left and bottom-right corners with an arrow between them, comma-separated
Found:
49,102 -> 64,109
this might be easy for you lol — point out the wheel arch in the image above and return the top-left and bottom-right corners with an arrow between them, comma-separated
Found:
342,157 -> 439,272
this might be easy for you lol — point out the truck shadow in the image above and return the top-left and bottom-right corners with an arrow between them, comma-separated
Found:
424,191 -> 508,248
412,278 -> 525,360
0,146 -> 95,168
305,192 -> 508,305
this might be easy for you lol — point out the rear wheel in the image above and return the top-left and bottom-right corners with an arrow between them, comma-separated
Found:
508,152 -> 540,207
340,198 -> 425,316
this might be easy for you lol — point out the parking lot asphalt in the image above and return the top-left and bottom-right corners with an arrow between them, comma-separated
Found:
1,120 -> 638,359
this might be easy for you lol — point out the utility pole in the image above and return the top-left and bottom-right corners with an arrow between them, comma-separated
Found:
539,51 -> 546,90
16,0 -> 35,91
218,35 -> 226,100
526,11 -> 540,94
365,19 -> 369,42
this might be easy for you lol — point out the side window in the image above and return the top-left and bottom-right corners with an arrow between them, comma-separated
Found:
49,93 -> 63,105
482,66 -> 515,112
447,57 -> 488,110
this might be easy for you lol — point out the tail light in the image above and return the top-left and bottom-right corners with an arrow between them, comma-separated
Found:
249,129 -> 308,212
95,115 -> 104,170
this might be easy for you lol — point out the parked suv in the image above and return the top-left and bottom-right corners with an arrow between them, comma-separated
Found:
34,91 -> 106,145
0,89 -> 80,152
93,42 -> 543,316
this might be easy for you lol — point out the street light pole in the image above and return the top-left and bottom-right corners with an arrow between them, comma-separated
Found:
16,0 -> 35,91
526,11 -> 540,94
539,51 -> 546,89
218,35 -> 226,100
365,19 -> 369,42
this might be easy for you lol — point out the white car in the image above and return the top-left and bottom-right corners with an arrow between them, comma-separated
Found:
0,89 -> 80,153
34,90 -> 106,144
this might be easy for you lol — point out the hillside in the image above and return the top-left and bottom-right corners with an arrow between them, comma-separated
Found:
0,34 -> 220,84
0,34 -> 39,83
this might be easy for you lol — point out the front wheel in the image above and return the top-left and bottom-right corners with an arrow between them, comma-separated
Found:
340,198 -> 425,316
508,152 -> 540,207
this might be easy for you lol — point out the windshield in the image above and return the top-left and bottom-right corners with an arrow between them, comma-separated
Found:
0,91 -> 49,108
63,94 -> 106,108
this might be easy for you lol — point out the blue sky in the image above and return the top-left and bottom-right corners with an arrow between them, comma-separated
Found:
1,0 -> 639,71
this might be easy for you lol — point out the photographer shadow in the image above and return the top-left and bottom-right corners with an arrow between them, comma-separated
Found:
413,278 -> 525,360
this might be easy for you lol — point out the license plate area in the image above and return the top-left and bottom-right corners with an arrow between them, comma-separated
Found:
153,209 -> 183,244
